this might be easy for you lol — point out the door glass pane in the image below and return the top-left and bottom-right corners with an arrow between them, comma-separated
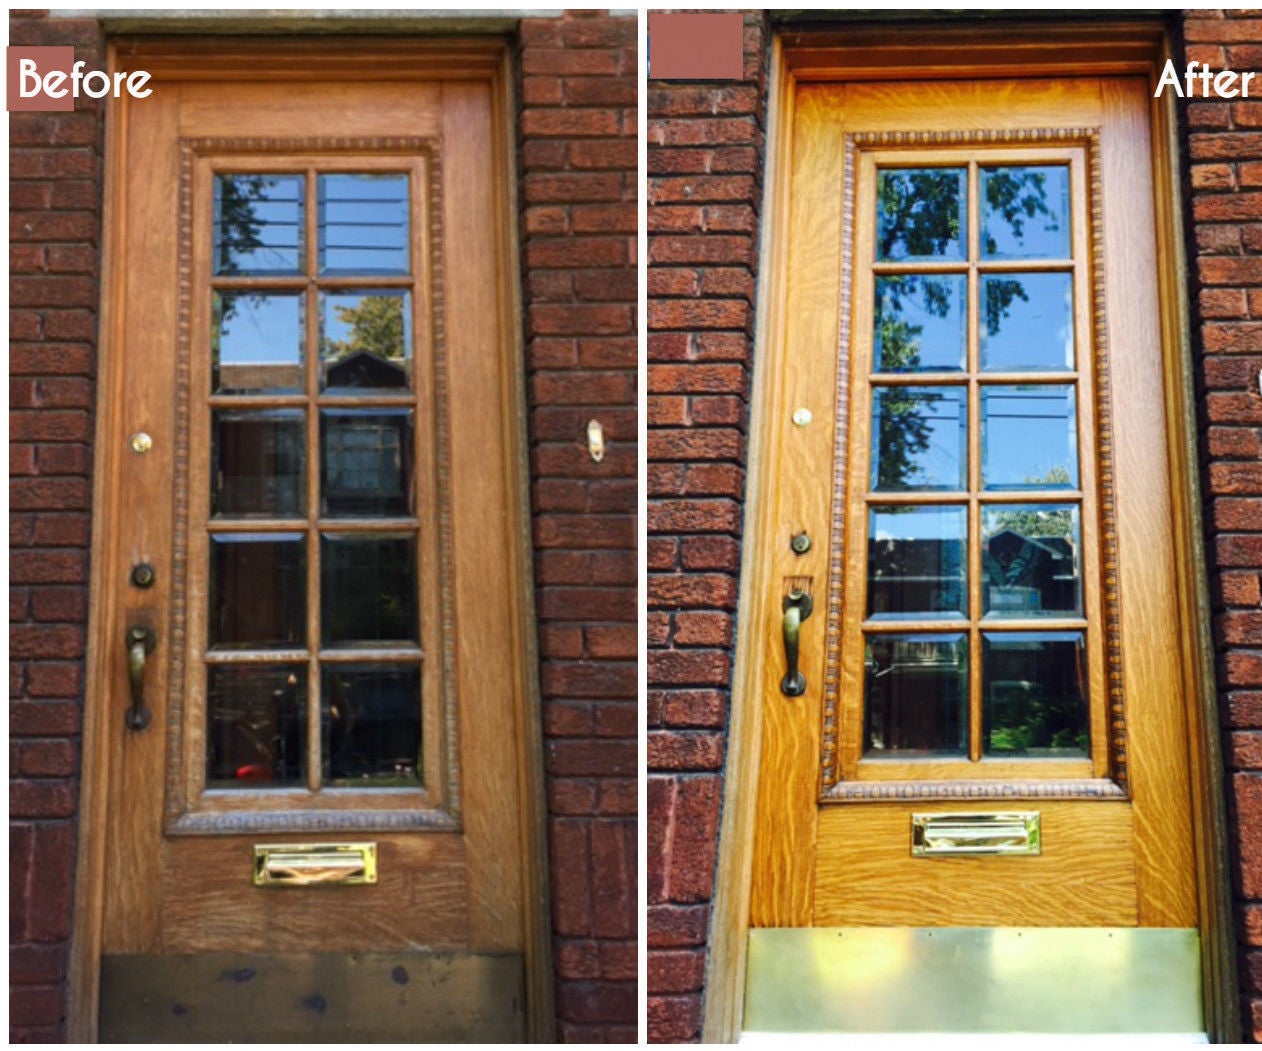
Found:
981,385 -> 1078,489
871,386 -> 966,491
213,174 -> 304,275
980,165 -> 1070,259
874,275 -> 966,373
322,665 -> 421,786
982,505 -> 1082,618
321,534 -> 418,646
876,168 -> 967,261
864,634 -> 967,756
212,409 -> 305,517
321,409 -> 414,517
213,291 -> 304,394
868,506 -> 967,619
319,291 -> 412,391
318,173 -> 410,275
207,665 -> 306,788
209,535 -> 306,648
983,632 -> 1088,757
979,273 -> 1073,372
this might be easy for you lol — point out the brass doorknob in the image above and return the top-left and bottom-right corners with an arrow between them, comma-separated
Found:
125,625 -> 157,731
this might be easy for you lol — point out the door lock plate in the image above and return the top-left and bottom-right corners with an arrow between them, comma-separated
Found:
911,812 -> 1041,856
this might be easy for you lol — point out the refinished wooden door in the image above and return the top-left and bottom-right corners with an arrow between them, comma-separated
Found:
743,74 -> 1204,1033
74,39 -> 546,1042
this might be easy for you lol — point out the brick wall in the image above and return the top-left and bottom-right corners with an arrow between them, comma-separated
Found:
9,10 -> 106,1043
645,13 -> 768,1042
1183,9 -> 1262,1041
518,11 -> 639,1043
7,9 -> 638,1043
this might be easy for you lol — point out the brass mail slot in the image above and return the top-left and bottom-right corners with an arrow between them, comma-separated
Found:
911,812 -> 1041,856
252,843 -> 378,886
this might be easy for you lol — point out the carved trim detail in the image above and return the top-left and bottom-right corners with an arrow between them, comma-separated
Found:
824,778 -> 1127,802
818,135 -> 857,793
819,127 -> 1129,796
164,137 -> 456,833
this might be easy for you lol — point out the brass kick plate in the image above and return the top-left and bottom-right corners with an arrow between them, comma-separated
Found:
252,843 -> 377,886
911,812 -> 1040,856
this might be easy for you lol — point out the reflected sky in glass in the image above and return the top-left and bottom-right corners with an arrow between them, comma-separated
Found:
318,173 -> 410,275
871,386 -> 967,491
213,292 -> 304,393
980,273 -> 1074,372
876,168 -> 967,262
981,385 -> 1078,489
874,275 -> 966,372
214,174 -> 304,275
981,165 -> 1070,260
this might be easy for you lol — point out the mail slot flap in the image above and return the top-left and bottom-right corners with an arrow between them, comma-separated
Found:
911,812 -> 1040,856
253,843 -> 378,886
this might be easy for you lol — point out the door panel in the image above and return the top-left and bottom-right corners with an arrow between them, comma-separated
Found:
746,74 -> 1199,1028
85,43 -> 539,1041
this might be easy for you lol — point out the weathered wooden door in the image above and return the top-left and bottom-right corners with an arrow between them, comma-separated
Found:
743,74 -> 1205,1034
75,38 -> 547,1042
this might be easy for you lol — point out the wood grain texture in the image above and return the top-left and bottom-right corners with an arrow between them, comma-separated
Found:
813,801 -> 1138,927
1098,76 -> 1197,927
747,84 -> 849,928
75,42 -> 543,1040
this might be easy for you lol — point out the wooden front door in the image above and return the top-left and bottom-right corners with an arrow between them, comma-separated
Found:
73,39 -> 547,1042
742,73 -> 1206,1033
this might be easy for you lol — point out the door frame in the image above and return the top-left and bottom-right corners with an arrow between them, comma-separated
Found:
68,36 -> 554,1042
705,19 -> 1238,1043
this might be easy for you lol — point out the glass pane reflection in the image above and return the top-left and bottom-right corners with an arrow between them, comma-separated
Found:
318,173 -> 410,275
980,273 -> 1073,372
980,165 -> 1070,260
983,632 -> 1088,757
982,505 -> 1082,618
213,292 -> 304,394
209,534 -> 306,648
321,534 -> 418,646
322,665 -> 421,786
321,409 -> 414,517
876,168 -> 967,261
320,291 -> 412,391
868,506 -> 967,619
213,174 -> 304,275
874,275 -> 966,373
981,385 -> 1078,490
207,665 -> 306,788
212,410 -> 305,517
864,633 -> 967,756
871,386 -> 966,491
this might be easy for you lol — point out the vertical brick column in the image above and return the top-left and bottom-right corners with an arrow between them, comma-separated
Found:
1183,10 -> 1262,1041
9,9 -> 106,1043
517,11 -> 639,1042
646,12 -> 768,1042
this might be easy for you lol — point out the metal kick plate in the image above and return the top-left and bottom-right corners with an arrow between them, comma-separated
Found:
252,842 -> 377,887
912,811 -> 1041,856
744,928 -> 1204,1034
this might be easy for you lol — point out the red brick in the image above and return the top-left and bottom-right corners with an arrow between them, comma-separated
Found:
647,993 -> 702,1043
648,903 -> 710,948
522,48 -> 619,77
661,689 -> 727,728
548,739 -> 636,777
649,650 -> 730,686
647,730 -> 725,771
648,949 -> 706,994
1237,774 -> 1262,897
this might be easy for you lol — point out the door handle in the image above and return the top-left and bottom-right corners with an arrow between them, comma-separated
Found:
125,625 -> 157,731
780,589 -> 814,697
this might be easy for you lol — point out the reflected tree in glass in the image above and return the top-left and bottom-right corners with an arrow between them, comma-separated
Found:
981,167 -> 1062,257
877,169 -> 966,260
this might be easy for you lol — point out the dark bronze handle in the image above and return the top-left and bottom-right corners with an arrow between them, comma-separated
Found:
125,625 -> 156,731
780,589 -> 813,697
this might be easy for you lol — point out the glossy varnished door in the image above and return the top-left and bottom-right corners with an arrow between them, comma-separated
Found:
76,41 -> 544,1042
744,76 -> 1201,1031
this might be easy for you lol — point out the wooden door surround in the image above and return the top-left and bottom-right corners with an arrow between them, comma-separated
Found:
705,21 -> 1236,1042
69,38 -> 552,1042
